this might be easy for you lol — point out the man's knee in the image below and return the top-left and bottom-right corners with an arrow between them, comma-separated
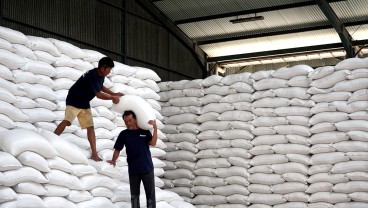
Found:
62,120 -> 72,126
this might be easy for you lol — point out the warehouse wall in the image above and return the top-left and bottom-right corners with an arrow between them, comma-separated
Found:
0,0 -> 204,81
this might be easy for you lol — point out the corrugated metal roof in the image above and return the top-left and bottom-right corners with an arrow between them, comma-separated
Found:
201,28 -> 342,57
152,0 -> 368,63
154,0 -> 313,21
178,5 -> 330,41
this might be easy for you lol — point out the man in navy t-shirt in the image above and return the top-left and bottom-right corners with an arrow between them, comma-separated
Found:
108,110 -> 157,208
54,57 -> 124,161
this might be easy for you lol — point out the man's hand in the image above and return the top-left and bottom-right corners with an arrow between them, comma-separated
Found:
107,159 -> 116,167
148,120 -> 157,129
91,153 -> 102,161
112,95 -> 120,104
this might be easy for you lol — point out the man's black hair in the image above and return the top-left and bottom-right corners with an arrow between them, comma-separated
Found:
123,110 -> 136,119
98,57 -> 114,69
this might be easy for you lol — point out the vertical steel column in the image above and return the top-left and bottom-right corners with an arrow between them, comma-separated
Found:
315,0 -> 355,58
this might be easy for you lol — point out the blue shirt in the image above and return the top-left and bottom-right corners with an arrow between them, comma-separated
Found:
66,68 -> 104,109
114,129 -> 154,174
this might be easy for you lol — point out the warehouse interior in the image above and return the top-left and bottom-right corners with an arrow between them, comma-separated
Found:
0,0 -> 368,208
1,0 -> 367,80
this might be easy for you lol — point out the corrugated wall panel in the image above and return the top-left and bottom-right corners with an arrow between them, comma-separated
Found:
95,1 -> 122,55
168,34 -> 202,79
126,0 -> 158,22
1,0 -> 204,81
3,0 -> 69,36
69,0 -> 97,46
125,1 -> 204,81
126,13 -> 161,65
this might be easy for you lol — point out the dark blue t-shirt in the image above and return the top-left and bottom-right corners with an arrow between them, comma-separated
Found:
114,129 -> 154,175
66,68 -> 104,109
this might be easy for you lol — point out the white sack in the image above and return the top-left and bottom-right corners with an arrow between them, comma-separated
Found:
273,87 -> 310,99
164,169 -> 195,180
200,75 -> 223,87
0,26 -> 28,44
133,66 -> 161,81
21,60 -> 57,77
333,78 -> 368,92
201,103 -> 234,114
253,78 -> 288,91
309,66 -> 335,79
310,122 -> 336,134
0,64 -> 13,81
221,72 -> 253,85
48,38 -> 87,59
333,141 -> 368,152
219,93 -> 253,103
164,113 -> 198,125
0,114 -> 16,129
0,194 -> 46,208
247,193 -> 286,205
310,70 -> 348,89
0,186 -> 17,203
347,68 -> 368,79
13,182 -> 47,195
204,85 -> 237,95
335,120 -> 368,132
13,44 -> 36,60
19,83 -> 58,101
0,151 -> 22,171
253,97 -> 290,108
0,167 -> 48,186
273,125 -> 311,137
169,97 -> 201,107
230,81 -> 254,93
308,192 -> 350,204
287,76 -> 311,87
250,70 -> 273,80
309,131 -> 349,144
331,161 -> 368,174
0,129 -> 58,158
183,88 -> 204,97
112,95 -> 156,130
0,48 -> 26,69
43,197 -> 77,208
271,65 -> 313,80
334,57 -> 368,70
17,151 -> 50,173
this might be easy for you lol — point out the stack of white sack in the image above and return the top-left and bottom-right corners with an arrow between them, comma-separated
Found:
0,25 -> 194,208
157,80 -> 202,202
306,58 -> 368,208
158,74 -> 256,207
248,65 -> 314,208
158,59 -> 368,208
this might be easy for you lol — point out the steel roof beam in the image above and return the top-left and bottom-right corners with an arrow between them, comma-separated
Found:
136,0 -> 208,78
174,0 -> 345,25
197,19 -> 368,45
207,39 -> 368,63
315,0 -> 354,57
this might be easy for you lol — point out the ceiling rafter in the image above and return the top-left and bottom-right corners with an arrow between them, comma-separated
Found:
173,0 -> 346,25
197,19 -> 368,45
315,0 -> 354,57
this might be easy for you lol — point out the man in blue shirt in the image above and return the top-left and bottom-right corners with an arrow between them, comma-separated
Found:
108,110 -> 157,208
54,57 -> 123,161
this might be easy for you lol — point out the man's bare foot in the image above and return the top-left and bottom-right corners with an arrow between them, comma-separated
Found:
91,154 -> 102,161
